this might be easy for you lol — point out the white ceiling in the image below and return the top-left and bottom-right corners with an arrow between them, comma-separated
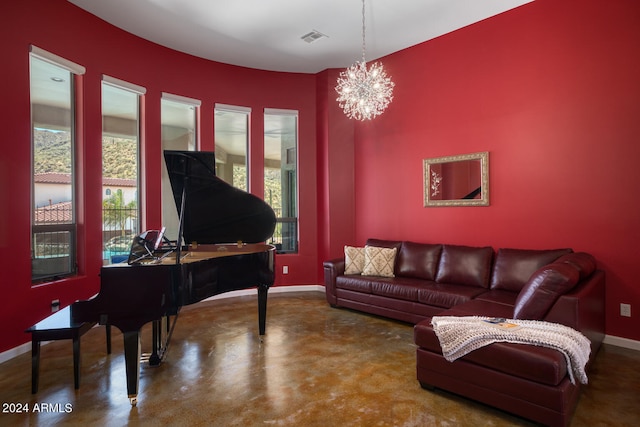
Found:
68,0 -> 534,74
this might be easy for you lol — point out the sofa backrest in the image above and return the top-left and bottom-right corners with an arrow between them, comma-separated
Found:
555,252 -> 597,280
435,244 -> 494,288
513,262 -> 581,319
361,240 -> 594,302
366,239 -> 493,287
490,248 -> 573,292
396,241 -> 442,281
512,252 -> 597,320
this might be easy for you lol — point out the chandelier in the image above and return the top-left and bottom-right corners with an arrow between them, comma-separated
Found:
336,0 -> 395,121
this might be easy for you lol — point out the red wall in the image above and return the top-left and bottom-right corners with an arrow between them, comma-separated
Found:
347,0 -> 640,340
0,0 -> 318,353
2,0 -> 639,355
316,70 -> 357,271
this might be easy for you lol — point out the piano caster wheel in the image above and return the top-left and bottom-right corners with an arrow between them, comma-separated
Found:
129,396 -> 138,406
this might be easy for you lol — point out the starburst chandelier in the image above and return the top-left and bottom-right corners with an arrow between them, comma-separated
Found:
336,0 -> 395,121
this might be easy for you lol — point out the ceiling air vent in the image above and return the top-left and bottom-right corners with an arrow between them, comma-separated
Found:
301,30 -> 328,44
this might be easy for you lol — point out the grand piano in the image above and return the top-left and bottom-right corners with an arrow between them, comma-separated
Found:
72,150 -> 277,405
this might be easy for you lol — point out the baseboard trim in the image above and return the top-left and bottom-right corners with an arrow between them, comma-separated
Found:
0,285 -> 325,365
603,334 -> 640,351
203,284 -> 325,301
0,342 -> 31,365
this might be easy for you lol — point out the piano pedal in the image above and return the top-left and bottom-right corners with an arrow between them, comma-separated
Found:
140,352 -> 165,367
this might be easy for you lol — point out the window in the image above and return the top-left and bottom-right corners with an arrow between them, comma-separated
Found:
214,104 -> 250,190
161,93 -> 199,241
30,47 -> 85,282
101,76 -> 145,263
264,109 -> 298,253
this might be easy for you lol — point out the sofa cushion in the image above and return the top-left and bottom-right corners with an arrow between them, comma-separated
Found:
344,246 -> 365,274
435,299 -> 517,320
474,289 -> 519,307
555,252 -> 596,280
435,244 -> 494,288
513,262 -> 580,320
397,241 -> 442,281
362,245 -> 397,277
490,248 -> 573,292
335,276 -> 372,293
417,283 -> 486,309
371,277 -> 424,302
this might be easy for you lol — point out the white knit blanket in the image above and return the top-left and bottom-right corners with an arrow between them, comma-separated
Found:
430,316 -> 591,384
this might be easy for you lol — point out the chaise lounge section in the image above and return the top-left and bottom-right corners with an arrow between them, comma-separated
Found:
323,238 -> 605,426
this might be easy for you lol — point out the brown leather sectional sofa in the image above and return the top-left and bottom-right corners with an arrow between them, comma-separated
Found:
323,238 -> 605,427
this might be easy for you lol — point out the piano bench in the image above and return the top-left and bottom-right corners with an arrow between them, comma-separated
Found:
25,306 -> 111,393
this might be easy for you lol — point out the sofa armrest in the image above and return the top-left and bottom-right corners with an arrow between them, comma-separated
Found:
323,258 -> 345,306
544,269 -> 605,357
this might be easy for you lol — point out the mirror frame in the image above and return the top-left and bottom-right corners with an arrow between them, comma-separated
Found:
423,151 -> 490,207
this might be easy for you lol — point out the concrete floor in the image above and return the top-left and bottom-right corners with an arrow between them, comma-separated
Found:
1,291 -> 638,426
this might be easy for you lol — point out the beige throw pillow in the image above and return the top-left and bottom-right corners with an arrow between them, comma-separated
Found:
344,246 -> 365,274
362,245 -> 397,277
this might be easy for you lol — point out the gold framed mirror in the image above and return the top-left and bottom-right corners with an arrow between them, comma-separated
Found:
423,151 -> 489,207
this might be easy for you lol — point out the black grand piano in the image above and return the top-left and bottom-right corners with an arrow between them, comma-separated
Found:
72,150 -> 276,405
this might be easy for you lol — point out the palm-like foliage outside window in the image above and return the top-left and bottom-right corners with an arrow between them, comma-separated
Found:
102,189 -> 137,237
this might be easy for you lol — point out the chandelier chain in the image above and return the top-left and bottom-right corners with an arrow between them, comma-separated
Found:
361,0 -> 366,63
335,0 -> 395,121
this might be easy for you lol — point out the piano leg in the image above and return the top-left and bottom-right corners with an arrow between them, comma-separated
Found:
149,315 -> 172,366
149,320 -> 161,366
258,284 -> 268,336
122,331 -> 141,406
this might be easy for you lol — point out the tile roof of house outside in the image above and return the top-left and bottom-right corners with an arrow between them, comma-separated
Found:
34,173 -> 136,187
34,173 -> 72,184
34,201 -> 72,224
102,177 -> 136,187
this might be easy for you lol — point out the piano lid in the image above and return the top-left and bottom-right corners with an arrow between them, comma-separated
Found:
164,150 -> 277,245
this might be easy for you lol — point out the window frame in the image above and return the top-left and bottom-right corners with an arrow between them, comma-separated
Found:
160,92 -> 201,241
101,75 -> 146,264
29,46 -> 85,283
264,108 -> 299,254
214,104 -> 251,190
